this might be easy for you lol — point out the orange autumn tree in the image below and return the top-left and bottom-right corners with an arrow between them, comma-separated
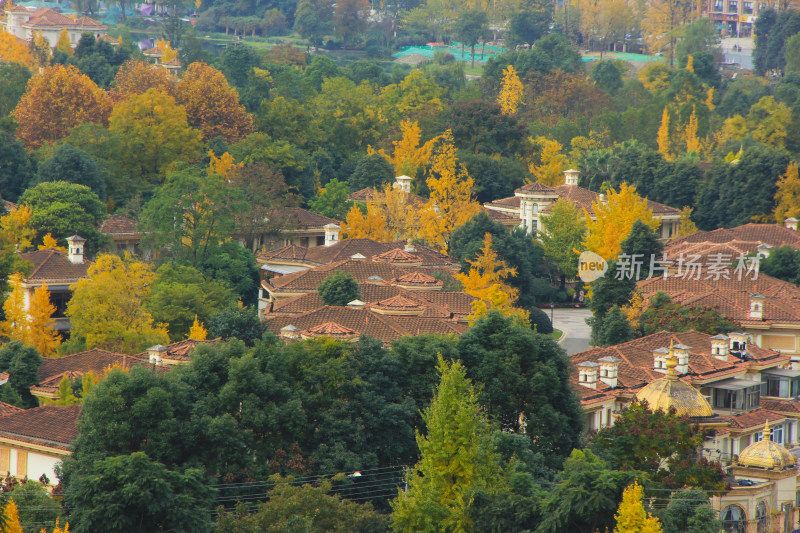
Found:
582,183 -> 659,260
342,203 -> 391,240
13,64 -> 112,149
456,233 -> 529,324
175,62 -> 254,143
28,284 -> 61,357
415,131 -> 482,253
0,31 -> 38,69
110,58 -> 176,101
208,150 -> 243,179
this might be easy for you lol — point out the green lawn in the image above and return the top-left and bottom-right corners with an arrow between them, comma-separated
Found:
551,329 -> 563,340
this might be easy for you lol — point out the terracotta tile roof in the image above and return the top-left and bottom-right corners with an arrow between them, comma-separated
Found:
0,404 -> 80,451
301,322 -> 358,340
267,259 -> 441,294
394,271 -> 442,288
20,249 -> 90,283
5,5 -> 32,13
134,339 -> 218,363
348,187 -> 426,207
516,182 -> 557,194
100,215 -> 137,235
570,330 -> 788,405
258,239 -> 457,270
279,207 -> 339,229
31,371 -> 84,397
266,306 -> 467,344
637,274 -> 800,326
268,285 -> 478,319
0,402 -> 22,418
759,399 -> 800,415
38,349 -> 142,383
25,8 -> 74,26
72,15 -> 105,27
373,248 -> 422,264
724,408 -> 786,431
484,208 -> 518,224
2,199 -> 17,212
370,294 -> 425,314
664,223 -> 800,262
486,196 -> 521,209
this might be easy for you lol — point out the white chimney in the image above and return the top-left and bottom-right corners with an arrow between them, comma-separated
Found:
673,344 -> 691,374
147,344 -> 168,365
749,293 -> 765,320
563,169 -> 580,186
785,217 -> 798,231
404,238 -> 416,252
653,347 -> 670,373
598,193 -> 607,204
757,243 -> 772,259
66,234 -> 86,264
347,299 -> 365,309
323,223 -> 340,247
394,175 -> 413,193
710,334 -> 730,361
598,356 -> 621,388
577,361 -> 599,389
280,324 -> 300,339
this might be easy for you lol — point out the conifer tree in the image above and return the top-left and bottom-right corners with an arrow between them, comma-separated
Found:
188,315 -> 208,340
1,273 -> 29,344
613,481 -> 663,533
773,162 -> 800,223
391,357 -> 505,532
28,284 -> 60,357
657,107 -> 671,160
498,65 -> 523,116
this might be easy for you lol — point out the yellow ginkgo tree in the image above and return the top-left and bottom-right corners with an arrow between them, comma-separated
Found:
498,65 -> 523,116
613,481 -> 663,533
456,233 -> 530,324
372,119 -> 439,177
582,183 -> 660,260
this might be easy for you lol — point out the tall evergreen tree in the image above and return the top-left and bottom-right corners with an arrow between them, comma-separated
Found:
391,357 -> 506,532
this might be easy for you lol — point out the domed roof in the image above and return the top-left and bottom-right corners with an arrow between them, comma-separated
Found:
635,341 -> 714,417
738,421 -> 796,470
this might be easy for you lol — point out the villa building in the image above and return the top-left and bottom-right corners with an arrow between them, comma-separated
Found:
1,5 -> 107,48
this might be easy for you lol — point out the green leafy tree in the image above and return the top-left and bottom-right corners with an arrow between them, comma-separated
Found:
218,44 -> 262,88
348,154 -> 394,191
33,144 -> 106,199
538,449 -> 638,533
675,19 -> 720,73
459,153 -> 529,204
10,480 -> 61,533
442,100 -> 526,158
591,61 -> 624,95
457,312 -> 582,465
19,182 -> 108,255
216,478 -> 388,532
64,452 -> 214,533
0,132 -> 34,203
146,262 -> 236,340
207,305 -> 266,346
761,246 -> 800,284
391,357 -> 506,532
506,4 -> 553,50
786,33 -> 800,74
318,270 -> 360,306
334,0 -> 370,48
539,199 -> 586,283
294,0 -> 334,50
308,179 -> 354,220
198,241 -> 260,307
595,305 -> 634,346
620,220 -> 664,280
0,342 -> 42,408
635,292 -> 739,337
0,63 -> 32,119
654,489 -> 722,533
590,401 -> 727,491
454,10 -> 490,68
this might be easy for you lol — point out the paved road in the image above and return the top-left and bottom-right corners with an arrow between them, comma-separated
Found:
551,307 -> 593,355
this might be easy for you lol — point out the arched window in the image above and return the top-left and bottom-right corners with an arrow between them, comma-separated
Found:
756,501 -> 768,533
721,505 -> 747,533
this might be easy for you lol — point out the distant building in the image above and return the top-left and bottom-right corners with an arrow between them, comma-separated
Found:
100,215 -> 142,256
484,170 -> 682,240
17,236 -> 90,333
1,5 -> 107,48
0,404 -> 80,484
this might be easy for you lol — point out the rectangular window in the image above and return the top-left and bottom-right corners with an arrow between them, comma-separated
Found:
743,1 -> 753,12
728,0 -> 738,12
316,236 -> 325,246
772,424 -> 784,444
714,0 -> 723,9
50,291 -> 70,319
